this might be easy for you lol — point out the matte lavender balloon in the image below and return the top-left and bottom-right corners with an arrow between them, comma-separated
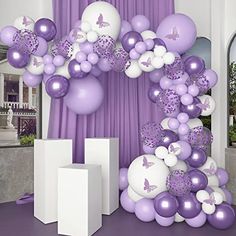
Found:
144,39 -> 154,50
177,192 -> 201,219
64,75 -> 104,115
87,53 -> 99,65
177,112 -> 189,123
188,169 -> 208,192
215,168 -> 229,186
68,59 -> 87,79
119,20 -> 132,40
53,55 -> 65,67
135,199 -> 155,222
207,203 -> 236,229
129,49 -> 140,60
184,56 -> 205,76
187,148 -> 207,168
143,144 -> 155,154
119,168 -> 129,191
180,97 -> 202,118
135,41 -> 147,54
44,64 -> 56,75
120,189 -> 136,213
203,69 -> 218,88
23,70 -> 43,87
43,54 -> 53,64
148,83 -> 162,103
121,31 -> 143,52
149,68 -> 164,83
159,129 -> 178,148
221,187 -> 233,205
76,51 -> 87,63
79,41 -> 94,54
185,211 -> 206,228
0,26 -> 18,46
131,15 -> 150,33
153,38 -> 166,48
98,58 -> 112,72
43,74 -> 51,84
177,140 -> 192,160
155,212 -> 174,227
81,61 -> 92,73
33,36 -> 48,56
154,192 -> 179,217
7,47 -> 30,68
90,65 -> 102,77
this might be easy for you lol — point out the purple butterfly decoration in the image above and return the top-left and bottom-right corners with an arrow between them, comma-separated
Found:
142,156 -> 154,169
165,27 -> 179,41
203,194 -> 215,205
22,16 -> 32,27
203,163 -> 216,175
143,178 -> 157,193
96,14 -> 110,28
72,29 -> 84,40
196,98 -> 210,111
141,57 -> 151,67
169,144 -> 180,154
33,58 -> 43,67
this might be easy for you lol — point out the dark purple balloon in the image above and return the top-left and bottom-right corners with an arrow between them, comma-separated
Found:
177,192 -> 201,219
7,47 -> 30,68
159,129 -> 178,147
153,38 -> 166,48
34,18 -> 57,42
188,169 -> 208,192
187,148 -> 207,168
45,75 -> 69,98
184,56 -> 205,76
207,203 -> 236,229
68,59 -> 87,79
154,192 -> 179,217
180,97 -> 202,118
121,31 -> 143,52
148,83 -> 162,103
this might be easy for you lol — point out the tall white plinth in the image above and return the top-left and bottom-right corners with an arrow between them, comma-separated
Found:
34,139 -> 72,224
85,138 -> 119,215
58,164 -> 102,236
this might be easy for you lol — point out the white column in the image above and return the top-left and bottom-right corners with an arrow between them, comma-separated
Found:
0,73 -> 4,108
19,76 -> 23,109
28,87 -> 32,109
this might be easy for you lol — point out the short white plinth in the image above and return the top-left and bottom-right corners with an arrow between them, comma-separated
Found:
85,138 -> 119,215
58,164 -> 102,236
34,139 -> 72,224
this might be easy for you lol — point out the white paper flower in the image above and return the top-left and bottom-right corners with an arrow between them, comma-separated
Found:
155,146 -> 177,167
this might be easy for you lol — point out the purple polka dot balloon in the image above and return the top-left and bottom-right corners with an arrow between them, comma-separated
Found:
51,38 -> 73,59
186,74 -> 210,95
109,48 -> 130,72
93,35 -> 115,58
165,57 -> 185,80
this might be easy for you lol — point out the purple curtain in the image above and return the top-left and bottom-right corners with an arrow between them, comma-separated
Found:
48,0 -> 174,167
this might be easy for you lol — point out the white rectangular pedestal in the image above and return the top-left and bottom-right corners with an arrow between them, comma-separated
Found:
58,164 -> 102,236
34,139 -> 72,224
85,138 -> 119,215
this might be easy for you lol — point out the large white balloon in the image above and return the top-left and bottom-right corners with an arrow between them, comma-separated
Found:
128,155 -> 170,198
138,51 -> 155,72
210,186 -> 226,201
198,95 -> 216,116
26,56 -> 44,75
125,60 -> 142,78
81,1 -> 121,40
55,60 -> 70,79
170,160 -> 188,172
198,156 -> 217,176
187,118 -> 203,129
14,16 -> 35,31
127,185 -> 143,202
207,175 -> 219,187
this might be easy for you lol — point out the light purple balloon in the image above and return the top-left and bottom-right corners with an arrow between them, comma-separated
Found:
119,168 -> 129,191
172,72 -> 189,85
129,49 -> 140,60
155,213 -> 174,227
144,39 -> 154,50
135,199 -> 155,222
181,94 -> 193,106
185,211 -> 207,228
87,53 -> 99,65
120,189 -> 136,213
79,42 -> 93,54
135,41 -> 147,54
149,69 -> 164,83
177,140 -> 192,160
143,144 -> 155,154
44,63 -> 56,75
90,65 -> 102,77
216,168 -> 229,186
160,76 -> 173,90
7,47 -> 30,68
76,51 -> 87,63
148,83 -> 162,103
98,58 -> 112,72
119,20 -> 132,40
64,75 -> 104,115
81,61 -> 92,73
175,84 -> 188,96
23,70 -> 43,87
168,118 -> 180,130
53,55 -> 65,67
43,54 -> 53,64
43,73 -> 51,84
221,187 -> 233,205
203,69 -> 218,88
33,36 -> 48,56
178,123 -> 190,136
0,26 -> 17,47
177,112 -> 189,123
188,84 -> 199,97
131,15 -> 150,33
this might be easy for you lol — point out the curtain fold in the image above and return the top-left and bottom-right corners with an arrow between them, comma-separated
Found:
48,0 -> 174,167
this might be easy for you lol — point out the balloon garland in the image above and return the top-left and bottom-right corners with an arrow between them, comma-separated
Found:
0,1 -> 235,229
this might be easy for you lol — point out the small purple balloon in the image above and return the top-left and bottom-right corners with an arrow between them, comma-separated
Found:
80,41 -> 94,54
98,58 -> 112,72
34,18 -> 57,42
187,148 -> 207,168
45,75 -> 69,98
44,63 -> 56,75
7,47 -> 30,68
23,70 -> 43,87
144,39 -> 155,50
177,140 -> 192,160
180,97 -> 202,118
90,65 -> 102,77
33,36 -> 48,56
184,56 -> 205,76
87,53 -> 99,65
149,68 -> 164,83
143,144 -> 155,154
185,211 -> 207,228
203,69 -> 218,88
121,31 -> 143,52
131,15 -> 150,33
76,51 -> 87,63
135,199 -> 155,222
135,41 -> 147,54
119,20 -> 132,40
155,212 -> 174,227
148,83 -> 162,103
68,59 -> 87,79
215,168 -> 229,186
53,55 -> 65,67
129,48 -> 140,60
153,38 -> 166,48
120,189 -> 136,213
43,54 -> 53,64
119,168 -> 128,191
80,61 -> 92,73
0,26 -> 18,47
188,169 -> 208,192
159,129 -> 178,148
221,187 -> 233,205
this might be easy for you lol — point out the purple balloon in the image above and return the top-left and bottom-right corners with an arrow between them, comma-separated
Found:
33,36 -> 48,56
177,112 -> 189,123
44,63 -> 56,75
131,15 -> 150,33
98,58 -> 112,72
23,71 -> 43,87
149,68 -> 164,83
0,26 -> 18,47
203,69 -> 218,88
87,53 -> 99,65
221,187 -> 233,205
177,140 -> 192,160
119,20 -> 132,40
81,61 -> 92,73
143,144 -> 155,154
184,56 -> 205,76
188,169 -> 208,192
177,192 -> 201,218
135,199 -> 155,222
153,38 -> 166,48
64,75 -> 104,115
120,189 -> 136,213
53,55 -> 65,67
43,74 -> 51,84
80,41 -> 93,54
129,48 -> 140,60
119,168 -> 128,191
180,97 -> 202,118
160,76 -> 173,90
187,148 -> 207,168
68,59 -> 87,79
148,83 -> 162,103
216,168 -> 229,186
144,39 -> 155,50
90,65 -> 102,77
121,31 -> 143,52
76,51 -> 87,63
43,54 -> 53,64
155,212 -> 174,227
45,75 -> 69,98
135,41 -> 147,54
207,203 -> 236,229
185,211 -> 207,228
7,47 -> 30,68
154,192 -> 179,217
159,129 -> 178,148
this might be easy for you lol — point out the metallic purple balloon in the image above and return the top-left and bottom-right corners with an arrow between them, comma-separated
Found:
215,168 -> 229,186
207,203 -> 236,229
177,192 -> 201,219
184,56 -> 205,76
180,97 -> 202,118
159,129 -> 178,148
34,18 -> 57,42
121,31 -> 143,52
119,168 -> 128,191
120,189 -> 136,213
7,47 -> 30,68
68,59 -> 87,79
153,38 -> 166,48
187,148 -> 207,168
148,83 -> 162,103
188,169 -> 208,192
45,75 -> 69,98
154,192 -> 179,217
23,71 -> 43,88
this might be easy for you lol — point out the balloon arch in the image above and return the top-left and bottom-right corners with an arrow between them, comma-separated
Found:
0,1 -> 235,230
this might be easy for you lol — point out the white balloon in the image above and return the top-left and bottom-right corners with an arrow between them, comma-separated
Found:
198,95 -> 216,116
141,30 -> 156,40
154,46 -> 166,57
127,185 -> 143,202
211,192 -> 223,205
151,57 -> 164,69
80,21 -> 91,33
170,160 -> 188,172
161,118 -> 170,129
86,31 -> 98,43
71,43 -> 81,59
187,118 -> 203,129
26,56 -> 44,75
164,153 -> 178,167
14,16 -> 35,31
128,155 -> 170,198
125,60 -> 142,78
196,190 -> 210,203
163,52 -> 175,65
207,175 -> 219,187
174,212 -> 185,222
75,31 -> 87,43
202,202 -> 215,215
138,51 -> 155,72
168,142 -> 181,155
81,1 -> 121,40
198,156 -> 217,176
55,60 -> 70,79
210,186 -> 226,201
155,146 -> 168,159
